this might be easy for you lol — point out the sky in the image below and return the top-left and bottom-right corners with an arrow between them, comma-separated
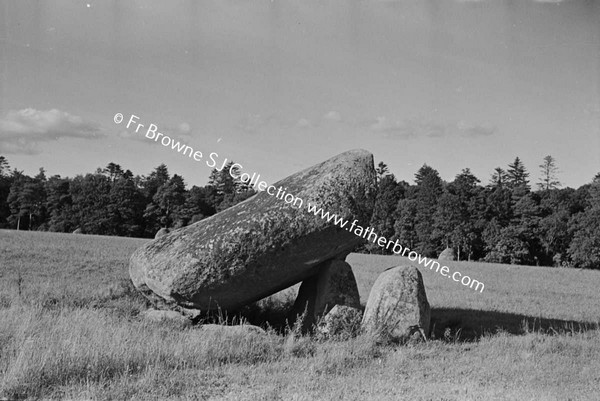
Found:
0,0 -> 599,189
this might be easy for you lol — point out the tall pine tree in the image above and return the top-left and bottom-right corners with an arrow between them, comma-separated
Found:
537,155 -> 561,191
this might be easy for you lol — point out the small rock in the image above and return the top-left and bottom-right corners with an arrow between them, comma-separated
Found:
438,247 -> 455,261
316,305 -> 363,340
361,265 -> 430,344
154,227 -> 169,239
72,228 -> 83,234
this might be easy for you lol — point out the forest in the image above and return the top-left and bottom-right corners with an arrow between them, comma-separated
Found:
0,154 -> 598,269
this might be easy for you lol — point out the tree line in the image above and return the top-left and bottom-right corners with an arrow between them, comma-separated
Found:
0,156 -> 254,239
367,156 -> 600,269
0,154 -> 599,269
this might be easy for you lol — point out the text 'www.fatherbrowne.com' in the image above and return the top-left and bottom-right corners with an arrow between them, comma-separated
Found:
114,112 -> 485,293
304,203 -> 485,293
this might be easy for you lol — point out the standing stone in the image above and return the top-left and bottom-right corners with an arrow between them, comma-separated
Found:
361,265 -> 430,343
438,247 -> 455,261
290,259 -> 361,331
129,149 -> 377,315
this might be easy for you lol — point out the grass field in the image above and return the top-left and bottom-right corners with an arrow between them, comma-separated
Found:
1,229 -> 599,400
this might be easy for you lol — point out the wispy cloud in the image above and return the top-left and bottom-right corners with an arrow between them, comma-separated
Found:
0,108 -> 103,154
323,110 -> 342,122
234,110 -> 344,133
364,116 -> 495,139
456,120 -> 496,137
366,117 -> 446,139
167,122 -> 193,142
368,116 -> 411,138
177,122 -> 192,136
118,121 -> 193,143
584,102 -> 600,116
296,118 -> 313,129
294,111 -> 342,129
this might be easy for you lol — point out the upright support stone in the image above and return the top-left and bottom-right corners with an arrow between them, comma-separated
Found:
361,265 -> 431,343
290,259 -> 361,332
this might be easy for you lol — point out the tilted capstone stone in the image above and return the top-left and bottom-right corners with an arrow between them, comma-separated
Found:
129,149 -> 377,316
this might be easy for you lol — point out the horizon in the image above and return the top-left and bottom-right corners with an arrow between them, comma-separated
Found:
0,147 -> 589,191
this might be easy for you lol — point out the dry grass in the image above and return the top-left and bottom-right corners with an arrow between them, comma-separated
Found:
1,229 -> 599,400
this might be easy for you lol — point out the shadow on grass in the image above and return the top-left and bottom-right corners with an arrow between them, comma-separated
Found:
188,296 -> 297,334
430,307 -> 599,342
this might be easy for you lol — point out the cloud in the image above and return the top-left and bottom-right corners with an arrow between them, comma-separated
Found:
118,121 -> 194,143
0,139 -> 39,155
456,120 -> 496,137
296,118 -> 313,129
423,123 -> 447,138
323,110 -> 342,122
235,110 -> 342,133
116,128 -> 143,141
367,117 -> 446,139
178,122 -> 191,135
172,122 -> 193,142
364,116 -> 495,139
368,116 -> 412,138
584,102 -> 600,116
0,108 -> 103,154
293,111 -> 342,130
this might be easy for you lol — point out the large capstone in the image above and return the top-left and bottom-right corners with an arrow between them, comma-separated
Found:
129,149 -> 376,315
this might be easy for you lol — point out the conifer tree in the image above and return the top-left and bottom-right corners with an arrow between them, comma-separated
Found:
537,155 -> 561,191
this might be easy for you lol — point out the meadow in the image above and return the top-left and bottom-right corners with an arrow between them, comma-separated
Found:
0,229 -> 599,400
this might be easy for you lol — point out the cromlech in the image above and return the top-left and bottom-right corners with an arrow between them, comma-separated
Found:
130,149 -> 432,343
130,149 -> 377,318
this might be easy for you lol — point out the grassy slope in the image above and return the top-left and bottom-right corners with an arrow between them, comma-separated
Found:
0,230 -> 599,400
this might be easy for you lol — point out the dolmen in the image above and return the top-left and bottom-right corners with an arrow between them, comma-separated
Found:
129,149 -> 377,321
